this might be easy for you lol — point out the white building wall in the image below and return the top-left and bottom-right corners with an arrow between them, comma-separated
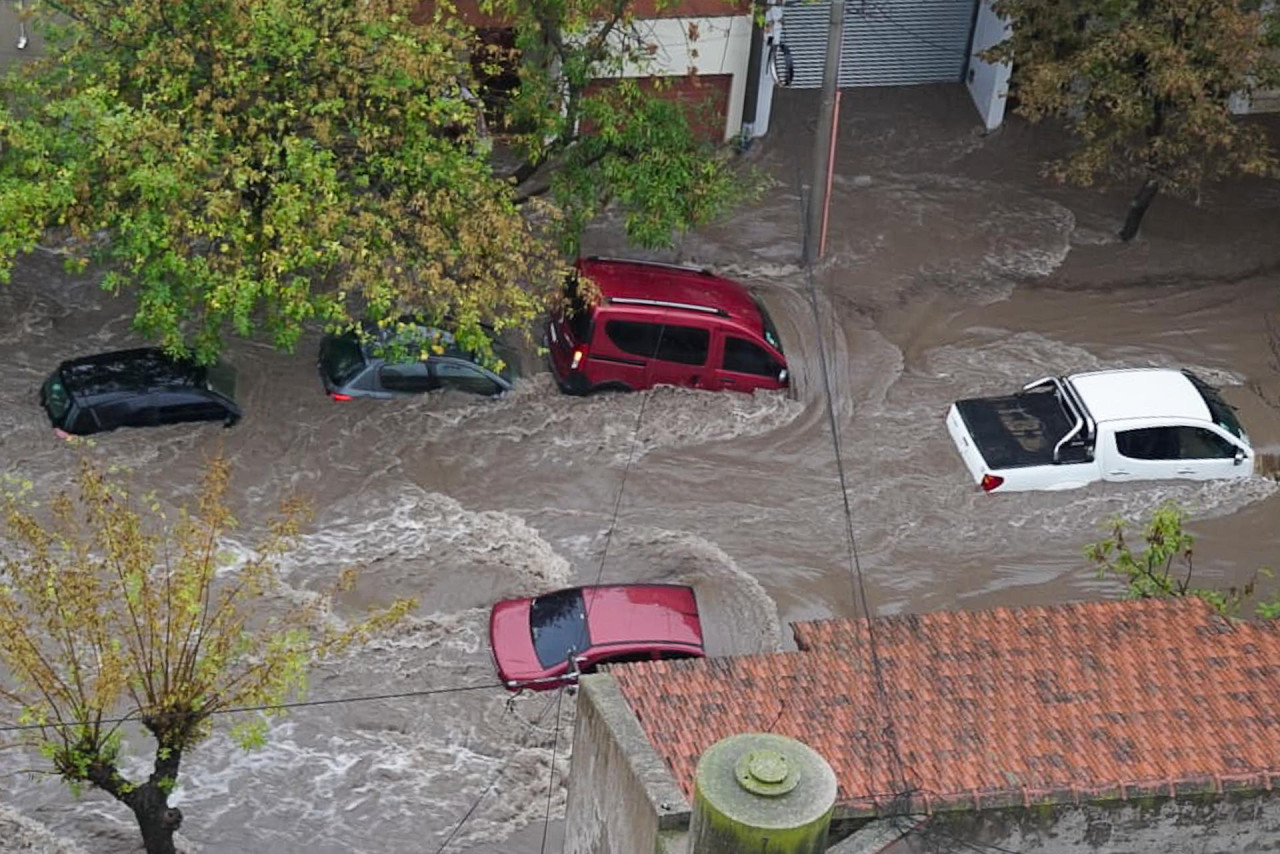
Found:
606,14 -> 755,141
966,0 -> 1011,131
746,3 -> 785,138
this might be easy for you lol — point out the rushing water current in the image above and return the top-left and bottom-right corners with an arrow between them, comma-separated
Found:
2,88 -> 1280,853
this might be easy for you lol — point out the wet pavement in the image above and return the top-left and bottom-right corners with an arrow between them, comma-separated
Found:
2,85 -> 1279,853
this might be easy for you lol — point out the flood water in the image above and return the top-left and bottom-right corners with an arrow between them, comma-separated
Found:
2,87 -> 1279,853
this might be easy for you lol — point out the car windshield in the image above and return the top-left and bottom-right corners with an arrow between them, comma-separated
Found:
752,293 -> 783,353
322,334 -> 368,386
1185,371 -> 1244,439
43,373 -> 71,424
529,588 -> 588,669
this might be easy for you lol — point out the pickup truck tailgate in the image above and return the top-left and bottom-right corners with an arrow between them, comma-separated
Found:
946,403 -> 987,485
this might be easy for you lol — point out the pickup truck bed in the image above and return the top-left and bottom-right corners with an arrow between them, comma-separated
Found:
953,388 -> 1077,470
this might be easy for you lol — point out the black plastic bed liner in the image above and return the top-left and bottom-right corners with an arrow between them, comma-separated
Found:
955,389 -> 1076,470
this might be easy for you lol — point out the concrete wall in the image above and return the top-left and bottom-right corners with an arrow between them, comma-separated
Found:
564,675 -> 692,854
876,792 -> 1280,854
965,0 -> 1010,131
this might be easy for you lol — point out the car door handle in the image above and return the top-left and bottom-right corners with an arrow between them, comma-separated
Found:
1108,470 -> 1130,477
722,377 -> 737,384
1176,468 -> 1196,475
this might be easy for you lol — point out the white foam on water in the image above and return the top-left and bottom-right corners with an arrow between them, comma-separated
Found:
277,483 -> 574,613
846,173 -> 1077,304
918,330 -> 1243,403
312,373 -> 805,469
95,612 -> 575,853
583,525 -> 783,656
843,330 -> 1278,568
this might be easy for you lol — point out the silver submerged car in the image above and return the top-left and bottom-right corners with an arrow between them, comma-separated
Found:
318,324 -> 513,401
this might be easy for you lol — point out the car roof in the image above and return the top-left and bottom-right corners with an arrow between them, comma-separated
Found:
580,584 -> 703,650
578,257 -> 763,329
344,323 -> 513,378
1067,368 -> 1211,424
58,348 -> 205,399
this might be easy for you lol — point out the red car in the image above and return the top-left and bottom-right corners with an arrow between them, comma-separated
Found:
547,257 -> 789,396
488,584 -> 705,691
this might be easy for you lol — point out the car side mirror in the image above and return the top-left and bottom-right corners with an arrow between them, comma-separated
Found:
1235,449 -> 1247,466
778,368 -> 789,385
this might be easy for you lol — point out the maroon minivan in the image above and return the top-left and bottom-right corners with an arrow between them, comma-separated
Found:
547,257 -> 789,395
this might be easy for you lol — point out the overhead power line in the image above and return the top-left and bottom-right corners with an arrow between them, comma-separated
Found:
434,688 -> 562,854
791,141 -> 910,797
855,1 -> 972,58
537,687 -> 567,854
0,682 -> 505,735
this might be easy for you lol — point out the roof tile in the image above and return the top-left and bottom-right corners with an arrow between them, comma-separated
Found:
610,598 -> 1280,813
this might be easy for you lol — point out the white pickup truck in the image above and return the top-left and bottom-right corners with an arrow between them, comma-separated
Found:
946,368 -> 1255,493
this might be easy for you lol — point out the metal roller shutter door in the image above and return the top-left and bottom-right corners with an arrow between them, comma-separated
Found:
781,0 -> 977,88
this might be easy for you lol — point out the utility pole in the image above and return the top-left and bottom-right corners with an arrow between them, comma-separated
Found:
803,0 -> 845,266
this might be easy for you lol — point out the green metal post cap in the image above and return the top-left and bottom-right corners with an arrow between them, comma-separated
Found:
735,748 -> 800,796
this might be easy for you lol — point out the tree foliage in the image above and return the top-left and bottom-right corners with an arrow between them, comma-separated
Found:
1086,501 -> 1280,618
0,0 -> 749,361
482,0 -> 746,252
988,0 -> 1280,240
0,0 -> 566,363
0,457 -> 413,854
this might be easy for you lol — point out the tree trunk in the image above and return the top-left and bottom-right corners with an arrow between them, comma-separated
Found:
1119,180 -> 1159,241
130,786 -> 184,854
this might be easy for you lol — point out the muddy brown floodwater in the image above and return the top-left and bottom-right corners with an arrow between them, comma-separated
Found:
2,87 -> 1279,853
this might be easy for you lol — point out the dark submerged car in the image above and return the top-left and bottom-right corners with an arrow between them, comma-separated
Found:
40,348 -> 241,436
318,323 -> 514,400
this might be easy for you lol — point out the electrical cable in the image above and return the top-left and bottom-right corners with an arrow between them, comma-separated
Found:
574,323 -> 666,656
434,689 -> 562,854
892,813 -> 1025,854
0,682 -> 505,734
854,0 -> 971,58
537,686 -> 567,854
791,148 -> 911,800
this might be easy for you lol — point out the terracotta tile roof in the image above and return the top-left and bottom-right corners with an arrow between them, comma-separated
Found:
609,598 -> 1280,815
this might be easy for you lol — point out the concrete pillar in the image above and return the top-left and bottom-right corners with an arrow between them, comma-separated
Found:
688,732 -> 837,854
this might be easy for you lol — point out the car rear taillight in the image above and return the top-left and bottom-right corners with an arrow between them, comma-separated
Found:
980,474 -> 1004,492
570,344 -> 587,371
329,392 -> 354,402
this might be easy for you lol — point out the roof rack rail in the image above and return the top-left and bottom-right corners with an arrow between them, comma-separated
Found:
605,297 -> 730,317
587,256 -> 711,275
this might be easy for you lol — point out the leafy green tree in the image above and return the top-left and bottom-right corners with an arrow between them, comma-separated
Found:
0,457 -> 413,854
478,0 -> 746,252
1086,501 -> 1280,618
988,0 -> 1280,240
0,0 -> 567,363
0,0 -> 748,362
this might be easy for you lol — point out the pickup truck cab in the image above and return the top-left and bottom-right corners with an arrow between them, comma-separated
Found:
946,368 -> 1254,492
